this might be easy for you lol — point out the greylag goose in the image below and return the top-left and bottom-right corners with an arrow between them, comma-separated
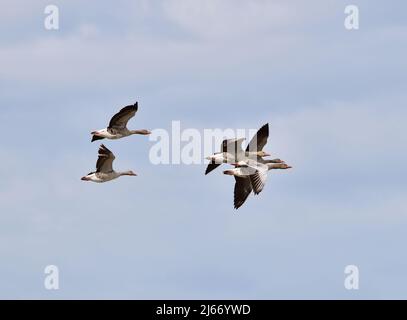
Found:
225,161 -> 291,193
248,162 -> 291,195
91,102 -> 151,142
81,144 -> 137,183
205,124 -> 273,175
224,162 -> 292,209
205,138 -> 247,175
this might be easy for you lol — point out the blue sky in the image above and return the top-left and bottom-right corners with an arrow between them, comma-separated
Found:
0,0 -> 406,299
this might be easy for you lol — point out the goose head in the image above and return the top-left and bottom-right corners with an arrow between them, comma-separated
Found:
123,170 -> 137,176
257,150 -> 271,157
131,129 -> 152,135
269,163 -> 292,170
223,169 -> 236,176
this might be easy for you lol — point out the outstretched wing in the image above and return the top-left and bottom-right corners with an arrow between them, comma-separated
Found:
246,123 -> 269,152
108,102 -> 138,129
96,144 -> 115,173
222,138 -> 245,155
234,177 -> 253,209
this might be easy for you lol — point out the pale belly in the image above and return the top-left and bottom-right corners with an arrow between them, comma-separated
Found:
104,129 -> 130,139
88,173 -> 118,183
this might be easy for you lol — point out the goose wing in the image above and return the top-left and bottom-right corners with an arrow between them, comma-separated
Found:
108,102 -> 138,129
246,123 -> 269,152
247,162 -> 269,195
96,144 -> 115,173
234,177 -> 253,209
222,138 -> 245,155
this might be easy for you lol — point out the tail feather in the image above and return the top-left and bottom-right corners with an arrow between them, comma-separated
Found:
91,135 -> 105,142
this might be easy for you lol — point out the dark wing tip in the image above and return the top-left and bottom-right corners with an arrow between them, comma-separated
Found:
222,139 -> 228,152
121,104 -> 138,113
234,198 -> 246,209
99,144 -> 111,154
259,123 -> 269,136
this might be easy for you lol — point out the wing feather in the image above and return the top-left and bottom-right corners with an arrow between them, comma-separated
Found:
246,123 -> 269,152
108,102 -> 138,129
234,177 -> 253,209
96,144 -> 115,173
249,168 -> 268,195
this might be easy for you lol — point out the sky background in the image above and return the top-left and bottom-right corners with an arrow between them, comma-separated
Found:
0,0 -> 406,299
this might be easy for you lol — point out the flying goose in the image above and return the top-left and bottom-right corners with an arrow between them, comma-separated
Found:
91,102 -> 151,142
205,138 -> 247,175
225,161 -> 291,191
224,162 -> 292,209
205,124 -> 273,175
81,144 -> 137,183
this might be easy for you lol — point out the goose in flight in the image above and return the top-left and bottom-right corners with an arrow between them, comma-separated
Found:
91,102 -> 151,142
81,144 -> 137,183
224,162 -> 292,209
205,138 -> 248,174
205,123 -> 274,175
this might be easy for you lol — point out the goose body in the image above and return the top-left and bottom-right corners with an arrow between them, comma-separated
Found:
81,144 -> 137,183
82,171 -> 123,183
224,161 -> 292,209
91,102 -> 151,142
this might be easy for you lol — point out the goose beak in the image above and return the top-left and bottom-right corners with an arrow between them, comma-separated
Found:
287,166 -> 293,169
263,152 -> 271,157
91,131 -> 98,135
81,176 -> 88,181
223,170 -> 234,175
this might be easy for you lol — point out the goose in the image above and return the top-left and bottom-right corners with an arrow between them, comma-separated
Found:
81,144 -> 137,183
91,102 -> 151,142
205,138 -> 247,175
223,162 -> 291,209
224,162 -> 292,200
205,124 -> 273,175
